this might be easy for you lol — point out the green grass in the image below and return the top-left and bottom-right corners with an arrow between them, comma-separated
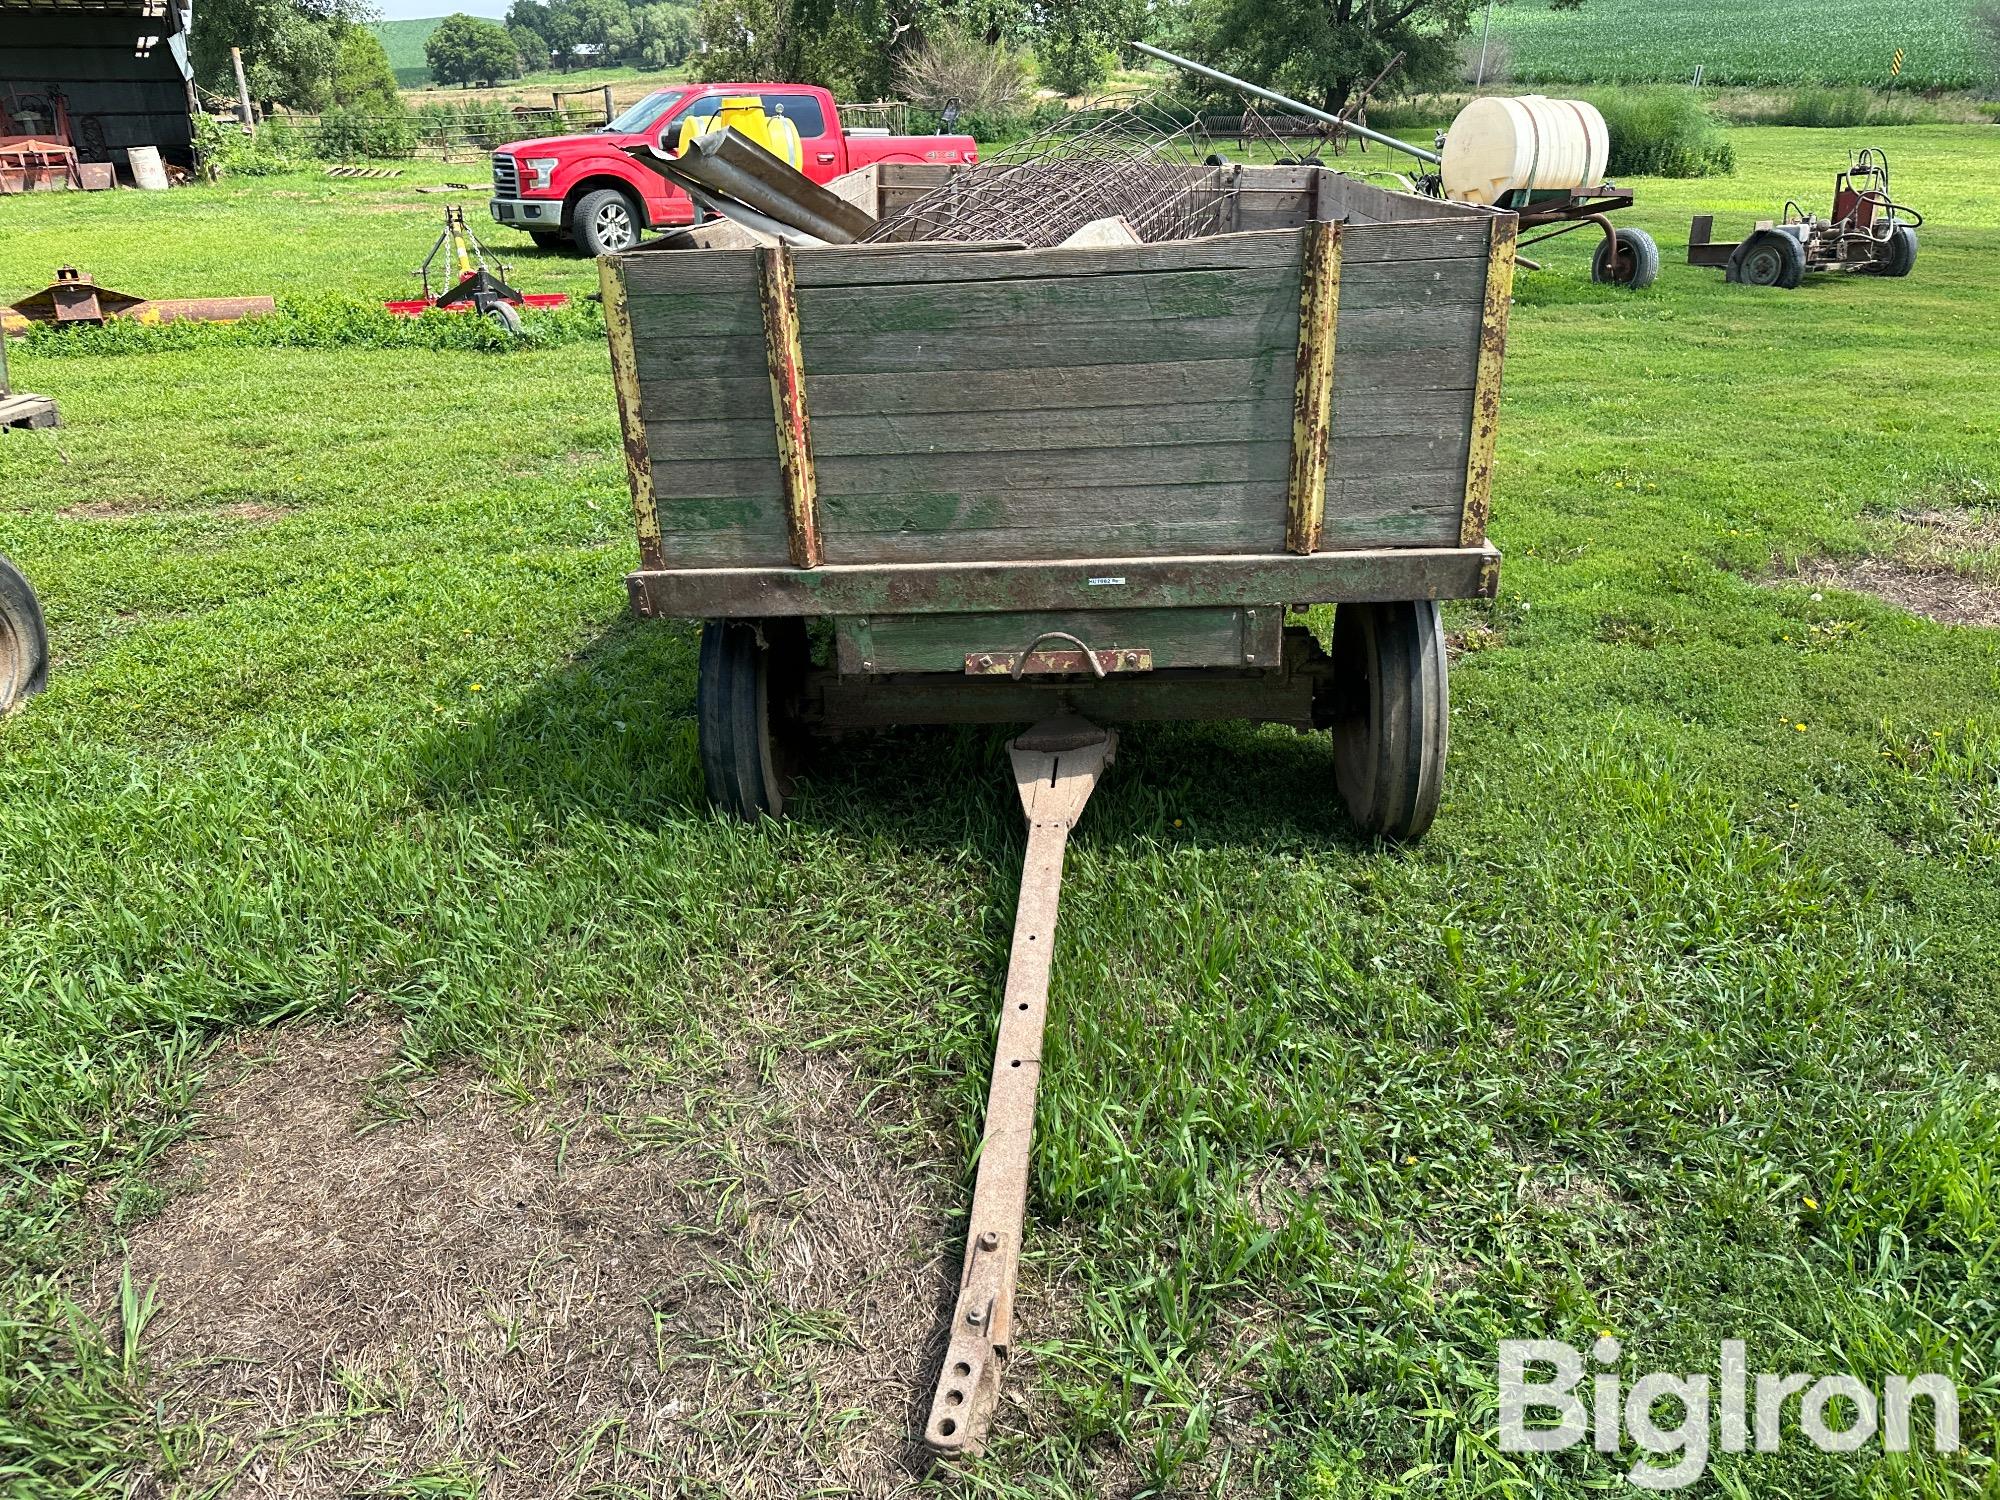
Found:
3,127 -> 2000,1496
1487,0 -> 1992,90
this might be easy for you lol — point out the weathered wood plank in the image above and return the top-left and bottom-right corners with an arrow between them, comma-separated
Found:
835,606 -> 1276,674
818,439 -> 1292,497
799,312 -> 1301,376
1287,218 -> 1341,554
796,265 -> 1299,338
628,332 -> 782,385
628,544 -> 1503,618
625,288 -> 767,339
791,228 -> 1306,287
803,358 -> 1287,417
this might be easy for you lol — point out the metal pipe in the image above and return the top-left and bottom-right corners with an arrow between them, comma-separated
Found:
1128,41 -> 1442,166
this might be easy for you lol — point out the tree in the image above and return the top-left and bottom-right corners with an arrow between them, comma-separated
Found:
425,12 -> 523,86
190,0 -> 372,110
331,25 -> 402,109
694,0 -> 899,99
1180,0 -> 1482,115
631,3 -> 697,68
509,23 -> 552,72
1034,0 -> 1142,96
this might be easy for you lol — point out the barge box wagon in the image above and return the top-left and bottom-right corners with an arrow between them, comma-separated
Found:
603,162 -> 1515,838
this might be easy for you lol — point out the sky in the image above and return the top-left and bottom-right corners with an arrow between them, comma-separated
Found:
372,0 -> 510,20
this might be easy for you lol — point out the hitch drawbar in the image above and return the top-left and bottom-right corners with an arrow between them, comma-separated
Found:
924,717 -> 1115,1456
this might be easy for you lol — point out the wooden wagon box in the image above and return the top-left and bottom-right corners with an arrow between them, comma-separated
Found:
603,163 -> 1517,837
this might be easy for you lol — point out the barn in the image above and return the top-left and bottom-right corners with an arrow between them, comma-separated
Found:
0,0 -> 198,185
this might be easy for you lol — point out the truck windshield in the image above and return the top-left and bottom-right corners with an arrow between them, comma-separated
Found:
605,90 -> 685,134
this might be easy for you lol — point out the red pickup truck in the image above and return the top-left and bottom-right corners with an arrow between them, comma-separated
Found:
490,83 -> 978,255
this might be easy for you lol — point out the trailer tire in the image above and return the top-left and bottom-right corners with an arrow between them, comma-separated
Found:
1591,227 -> 1660,288
1324,600 -> 1448,842
572,188 -> 640,257
1873,224 -> 1918,278
0,555 -> 49,714
1730,229 -> 1805,289
485,301 -> 523,336
697,619 -> 806,821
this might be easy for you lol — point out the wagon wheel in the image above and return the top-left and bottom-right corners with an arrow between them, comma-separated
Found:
1729,230 -> 1805,289
1322,600 -> 1448,841
697,618 -> 809,821
1591,227 -> 1660,288
0,556 -> 49,714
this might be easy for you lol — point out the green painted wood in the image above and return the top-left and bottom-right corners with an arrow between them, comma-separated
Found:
626,543 -> 1501,618
792,228 -> 1307,287
833,606 -> 1277,673
796,265 -> 1297,338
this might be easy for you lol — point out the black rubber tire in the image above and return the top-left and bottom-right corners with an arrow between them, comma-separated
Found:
1874,224 -> 1918,278
485,300 -> 523,336
527,229 -> 566,250
0,555 -> 49,713
697,619 -> 808,821
1591,227 -> 1660,288
571,188 -> 640,257
1324,600 -> 1448,841
1731,230 -> 1806,289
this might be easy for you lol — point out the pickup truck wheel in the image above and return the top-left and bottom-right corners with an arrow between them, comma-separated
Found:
527,229 -> 565,250
573,189 -> 639,257
697,619 -> 809,821
0,555 -> 49,714
1322,600 -> 1447,842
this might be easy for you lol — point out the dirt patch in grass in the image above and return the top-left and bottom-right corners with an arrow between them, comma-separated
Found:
1782,557 -> 2000,629
100,1019 -> 964,1498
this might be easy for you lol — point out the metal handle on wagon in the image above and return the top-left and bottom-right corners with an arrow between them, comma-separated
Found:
1128,40 -> 1443,166
1010,631 -> 1108,680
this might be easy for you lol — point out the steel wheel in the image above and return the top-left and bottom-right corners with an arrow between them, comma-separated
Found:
1323,600 -> 1448,841
1731,230 -> 1805,289
697,619 -> 808,821
0,556 -> 49,714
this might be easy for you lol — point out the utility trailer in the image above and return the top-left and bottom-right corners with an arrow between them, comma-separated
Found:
604,162 -> 1514,841
599,160 -> 1515,1453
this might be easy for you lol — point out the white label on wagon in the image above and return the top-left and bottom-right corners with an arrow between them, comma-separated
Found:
1086,576 -> 1126,586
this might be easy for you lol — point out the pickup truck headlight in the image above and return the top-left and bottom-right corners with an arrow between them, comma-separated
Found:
524,157 -> 557,191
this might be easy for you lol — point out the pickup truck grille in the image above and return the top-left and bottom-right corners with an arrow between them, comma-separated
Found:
491,153 -> 520,196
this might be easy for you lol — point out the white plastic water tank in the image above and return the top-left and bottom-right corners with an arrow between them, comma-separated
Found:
1439,96 -> 1610,206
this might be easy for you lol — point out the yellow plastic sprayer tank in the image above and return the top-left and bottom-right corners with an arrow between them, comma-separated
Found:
675,95 -> 804,169
1439,96 -> 1610,206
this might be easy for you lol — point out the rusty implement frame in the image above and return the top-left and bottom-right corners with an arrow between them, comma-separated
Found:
925,717 -> 1115,1457
2,265 -> 274,334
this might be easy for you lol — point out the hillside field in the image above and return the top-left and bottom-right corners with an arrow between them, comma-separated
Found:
1487,0 -> 1989,89
370,16 -> 442,86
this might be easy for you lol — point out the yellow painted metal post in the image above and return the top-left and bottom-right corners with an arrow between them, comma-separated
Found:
757,243 -> 823,570
1460,213 -> 1518,547
599,254 -> 661,571
1285,218 -> 1342,555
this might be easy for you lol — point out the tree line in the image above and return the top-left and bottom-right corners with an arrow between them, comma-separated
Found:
196,0 -> 1590,139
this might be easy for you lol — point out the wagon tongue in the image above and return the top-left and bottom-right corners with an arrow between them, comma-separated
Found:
923,716 -> 1115,1457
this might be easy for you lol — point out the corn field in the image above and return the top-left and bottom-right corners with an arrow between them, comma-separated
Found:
1487,0 -> 1990,90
